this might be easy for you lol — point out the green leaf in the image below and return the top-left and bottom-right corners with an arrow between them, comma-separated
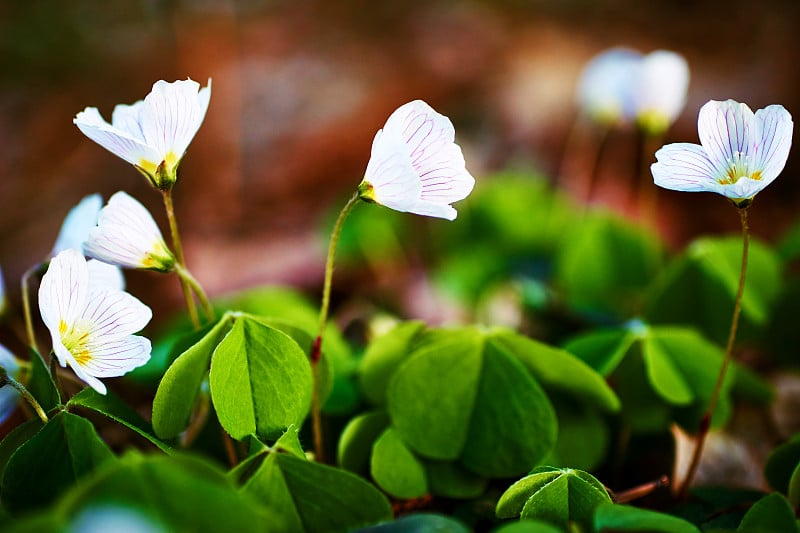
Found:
210,316 -> 313,440
562,327 -> 638,376
496,466 -> 611,530
594,503 -> 701,533
67,388 -> 171,453
388,327 -> 558,478
491,330 -> 620,413
338,410 -> 390,476
240,451 -> 392,532
152,313 -> 233,439
545,398 -> 609,471
359,320 -> 426,405
371,428 -> 427,499
0,419 -> 42,482
2,411 -> 114,512
58,452 -> 270,532
425,461 -> 487,499
737,493 -> 799,533
764,438 -> 800,494
789,462 -> 800,508
26,347 -> 59,412
492,521 -> 563,533
352,513 -> 470,532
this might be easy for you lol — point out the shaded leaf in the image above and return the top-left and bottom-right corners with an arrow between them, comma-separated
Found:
371,428 -> 427,499
359,320 -> 426,406
737,493 -> 798,533
594,502 -> 700,533
338,410 -> 390,476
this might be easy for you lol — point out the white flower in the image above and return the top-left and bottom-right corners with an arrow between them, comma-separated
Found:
38,249 -> 152,395
634,50 -> 690,135
84,192 -> 175,271
652,99 -> 793,205
52,194 -> 103,256
576,47 -> 642,126
74,79 -> 211,190
358,100 -> 475,220
88,259 -> 126,291
0,344 -> 20,424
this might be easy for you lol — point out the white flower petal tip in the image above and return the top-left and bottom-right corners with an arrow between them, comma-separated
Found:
38,250 -> 153,395
52,194 -> 103,256
360,100 -> 475,221
634,50 -> 690,135
651,99 -> 793,205
84,191 -> 175,272
576,47 -> 643,126
74,78 -> 211,190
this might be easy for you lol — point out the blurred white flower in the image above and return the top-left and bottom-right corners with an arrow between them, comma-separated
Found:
0,344 -> 20,424
38,249 -> 152,395
52,194 -> 103,257
84,192 -> 175,272
634,50 -> 690,136
358,100 -> 475,220
576,47 -> 642,126
652,99 -> 793,205
74,79 -> 211,190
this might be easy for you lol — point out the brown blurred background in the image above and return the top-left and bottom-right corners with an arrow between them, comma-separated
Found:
1,0 -> 799,327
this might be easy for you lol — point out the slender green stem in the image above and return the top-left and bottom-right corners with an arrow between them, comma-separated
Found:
174,263 -> 216,322
161,189 -> 200,330
20,264 -> 40,353
310,191 -> 360,463
2,371 -> 48,424
678,206 -> 750,498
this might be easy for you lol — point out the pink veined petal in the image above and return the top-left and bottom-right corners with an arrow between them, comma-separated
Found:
80,336 -> 152,379
697,99 -> 755,178
364,129 -> 421,210
111,101 -> 147,142
406,199 -> 458,220
752,104 -> 793,184
139,79 -> 211,159
62,349 -> 107,394
383,100 -> 459,174
74,107 -> 161,167
84,225 -> 153,269
100,192 -> 164,241
651,142 -> 721,193
82,287 -> 152,341
39,250 -> 89,338
52,194 -> 102,256
417,144 -> 475,204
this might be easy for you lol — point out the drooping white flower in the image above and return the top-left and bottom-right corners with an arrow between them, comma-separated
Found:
0,344 -> 20,424
74,79 -> 211,190
38,249 -> 152,394
358,100 -> 475,220
52,194 -> 103,256
651,99 -> 793,205
634,50 -> 690,136
576,47 -> 643,127
84,191 -> 175,271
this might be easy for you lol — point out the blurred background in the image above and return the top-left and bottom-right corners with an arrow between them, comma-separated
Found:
1,0 -> 799,329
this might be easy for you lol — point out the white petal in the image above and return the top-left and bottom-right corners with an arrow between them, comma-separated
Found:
634,50 -> 689,126
651,143 -> 721,193
752,104 -> 793,184
39,250 -> 89,342
74,107 -> 160,167
80,336 -> 151,379
407,200 -> 458,220
364,129 -> 421,210
52,194 -> 102,256
0,344 -> 20,424
140,79 -> 211,159
87,260 -> 125,291
697,99 -> 755,176
110,101 -> 146,142
576,47 -> 643,124
384,100 -> 455,168
82,287 -> 152,341
63,349 -> 107,394
417,144 -> 475,204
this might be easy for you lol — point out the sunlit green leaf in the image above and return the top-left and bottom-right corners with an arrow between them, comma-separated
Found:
371,428 -> 427,499
338,410 -> 390,476
210,317 -> 313,440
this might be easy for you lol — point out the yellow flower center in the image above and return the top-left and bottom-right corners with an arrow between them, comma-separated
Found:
717,151 -> 762,185
59,319 -> 93,365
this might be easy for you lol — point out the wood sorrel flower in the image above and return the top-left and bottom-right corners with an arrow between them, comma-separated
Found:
651,99 -> 793,206
357,100 -> 475,220
39,249 -> 152,394
634,50 -> 690,136
52,194 -> 103,256
84,192 -> 175,271
74,79 -> 211,190
576,47 -> 642,127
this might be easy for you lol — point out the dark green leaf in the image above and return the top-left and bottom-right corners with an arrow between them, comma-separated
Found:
240,451 -> 392,532
67,388 -> 171,453
152,313 -> 233,439
764,438 -> 800,494
545,399 -> 609,471
0,419 -> 43,483
737,493 -> 798,533
338,410 -> 390,476
352,513 -> 470,532
2,412 -> 113,512
562,327 -> 638,376
594,502 -> 701,533
492,520 -> 563,533
425,461 -> 487,499
371,428 -> 427,499
26,347 -> 59,412
210,317 -> 313,440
